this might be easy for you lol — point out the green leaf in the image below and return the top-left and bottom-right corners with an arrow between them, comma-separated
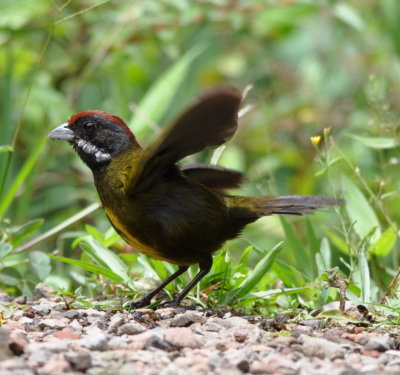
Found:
85,224 -> 103,242
280,217 -> 313,280
342,176 -> 381,242
29,251 -> 51,280
369,226 -> 397,257
10,219 -> 44,247
0,243 -> 13,259
319,238 -> 332,270
347,133 -> 399,149
14,203 -> 101,254
48,254 -> 124,283
79,237 -> 130,283
324,229 -> 350,255
0,137 -> 46,218
128,43 -> 207,137
0,145 -> 13,153
249,286 -> 316,299
0,267 -> 21,286
358,249 -> 371,303
334,3 -> 364,31
44,274 -> 72,291
223,241 -> 284,303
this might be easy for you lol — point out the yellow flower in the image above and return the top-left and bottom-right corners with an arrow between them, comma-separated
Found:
310,136 -> 321,146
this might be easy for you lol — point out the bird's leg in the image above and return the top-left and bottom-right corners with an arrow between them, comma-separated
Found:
167,256 -> 213,308
127,265 -> 189,309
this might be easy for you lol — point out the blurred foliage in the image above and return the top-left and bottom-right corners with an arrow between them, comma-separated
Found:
0,0 -> 400,315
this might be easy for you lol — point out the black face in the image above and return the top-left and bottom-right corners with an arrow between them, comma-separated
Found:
48,111 -> 136,171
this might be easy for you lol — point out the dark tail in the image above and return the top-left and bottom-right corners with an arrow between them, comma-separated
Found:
259,195 -> 343,215
229,195 -> 343,219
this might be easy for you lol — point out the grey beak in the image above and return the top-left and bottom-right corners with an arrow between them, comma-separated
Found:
47,123 -> 74,141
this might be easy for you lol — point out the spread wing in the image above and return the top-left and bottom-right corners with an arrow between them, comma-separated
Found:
180,163 -> 244,193
126,86 -> 242,194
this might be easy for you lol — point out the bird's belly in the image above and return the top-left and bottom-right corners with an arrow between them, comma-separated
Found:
103,206 -> 189,265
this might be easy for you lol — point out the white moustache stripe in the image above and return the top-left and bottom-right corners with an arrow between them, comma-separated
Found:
76,139 -> 111,162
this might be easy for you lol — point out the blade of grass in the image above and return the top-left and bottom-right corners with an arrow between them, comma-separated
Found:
0,146 -> 13,153
47,254 -> 124,283
0,24 -> 54,198
359,248 -> 371,303
223,241 -> 284,303
13,202 -> 101,253
0,137 -> 46,219
342,175 -> 381,242
79,237 -> 130,283
280,217 -> 313,280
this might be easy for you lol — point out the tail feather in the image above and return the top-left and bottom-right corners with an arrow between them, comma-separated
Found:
261,195 -> 343,215
230,195 -> 343,219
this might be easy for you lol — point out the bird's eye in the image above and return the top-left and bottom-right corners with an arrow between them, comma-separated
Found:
83,121 -> 95,132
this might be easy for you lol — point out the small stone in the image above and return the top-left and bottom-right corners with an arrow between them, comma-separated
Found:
224,317 -> 251,327
170,312 -> 207,327
54,328 -> 80,340
291,324 -> 313,336
61,310 -> 80,319
208,317 -> 234,329
28,349 -> 53,365
364,335 -> 393,352
234,330 -> 248,343
144,335 -> 173,351
14,296 -> 28,304
108,335 -> 130,348
107,313 -> 126,333
164,327 -> 201,349
22,307 -> 35,318
33,283 -> 55,299
0,328 -> 12,360
203,323 -> 220,332
155,307 -> 176,320
9,331 -> 28,355
38,319 -> 67,330
354,327 -> 364,334
362,349 -> 382,358
81,332 -> 108,351
39,353 -> 71,375
251,354 -> 295,374
65,350 -> 92,371
18,317 -> 34,326
117,322 -> 146,335
300,335 -> 345,359
32,305 -> 51,316
299,319 -> 324,330
237,360 -> 250,373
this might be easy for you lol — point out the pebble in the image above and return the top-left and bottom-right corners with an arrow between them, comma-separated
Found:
365,335 -> 393,352
81,333 -> 108,351
164,327 -> 201,349
0,329 -> 13,360
117,322 -> 146,335
300,335 -> 346,359
1,290 -> 400,375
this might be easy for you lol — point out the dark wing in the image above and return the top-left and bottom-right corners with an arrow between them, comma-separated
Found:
126,86 -> 242,194
180,163 -> 244,193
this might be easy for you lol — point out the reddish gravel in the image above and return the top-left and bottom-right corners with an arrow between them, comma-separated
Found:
0,285 -> 399,375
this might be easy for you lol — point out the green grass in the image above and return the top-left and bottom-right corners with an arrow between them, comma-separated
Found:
0,1 -> 399,320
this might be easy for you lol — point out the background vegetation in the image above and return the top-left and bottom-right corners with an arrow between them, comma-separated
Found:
1,0 -> 399,317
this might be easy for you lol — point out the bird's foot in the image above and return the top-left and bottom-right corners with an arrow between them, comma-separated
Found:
124,297 -> 152,310
157,300 -> 201,311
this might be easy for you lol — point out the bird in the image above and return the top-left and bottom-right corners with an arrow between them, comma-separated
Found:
48,86 -> 342,308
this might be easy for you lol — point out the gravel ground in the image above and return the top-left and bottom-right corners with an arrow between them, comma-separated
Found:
0,284 -> 399,375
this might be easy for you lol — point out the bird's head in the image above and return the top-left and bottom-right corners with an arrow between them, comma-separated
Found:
48,110 -> 141,170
